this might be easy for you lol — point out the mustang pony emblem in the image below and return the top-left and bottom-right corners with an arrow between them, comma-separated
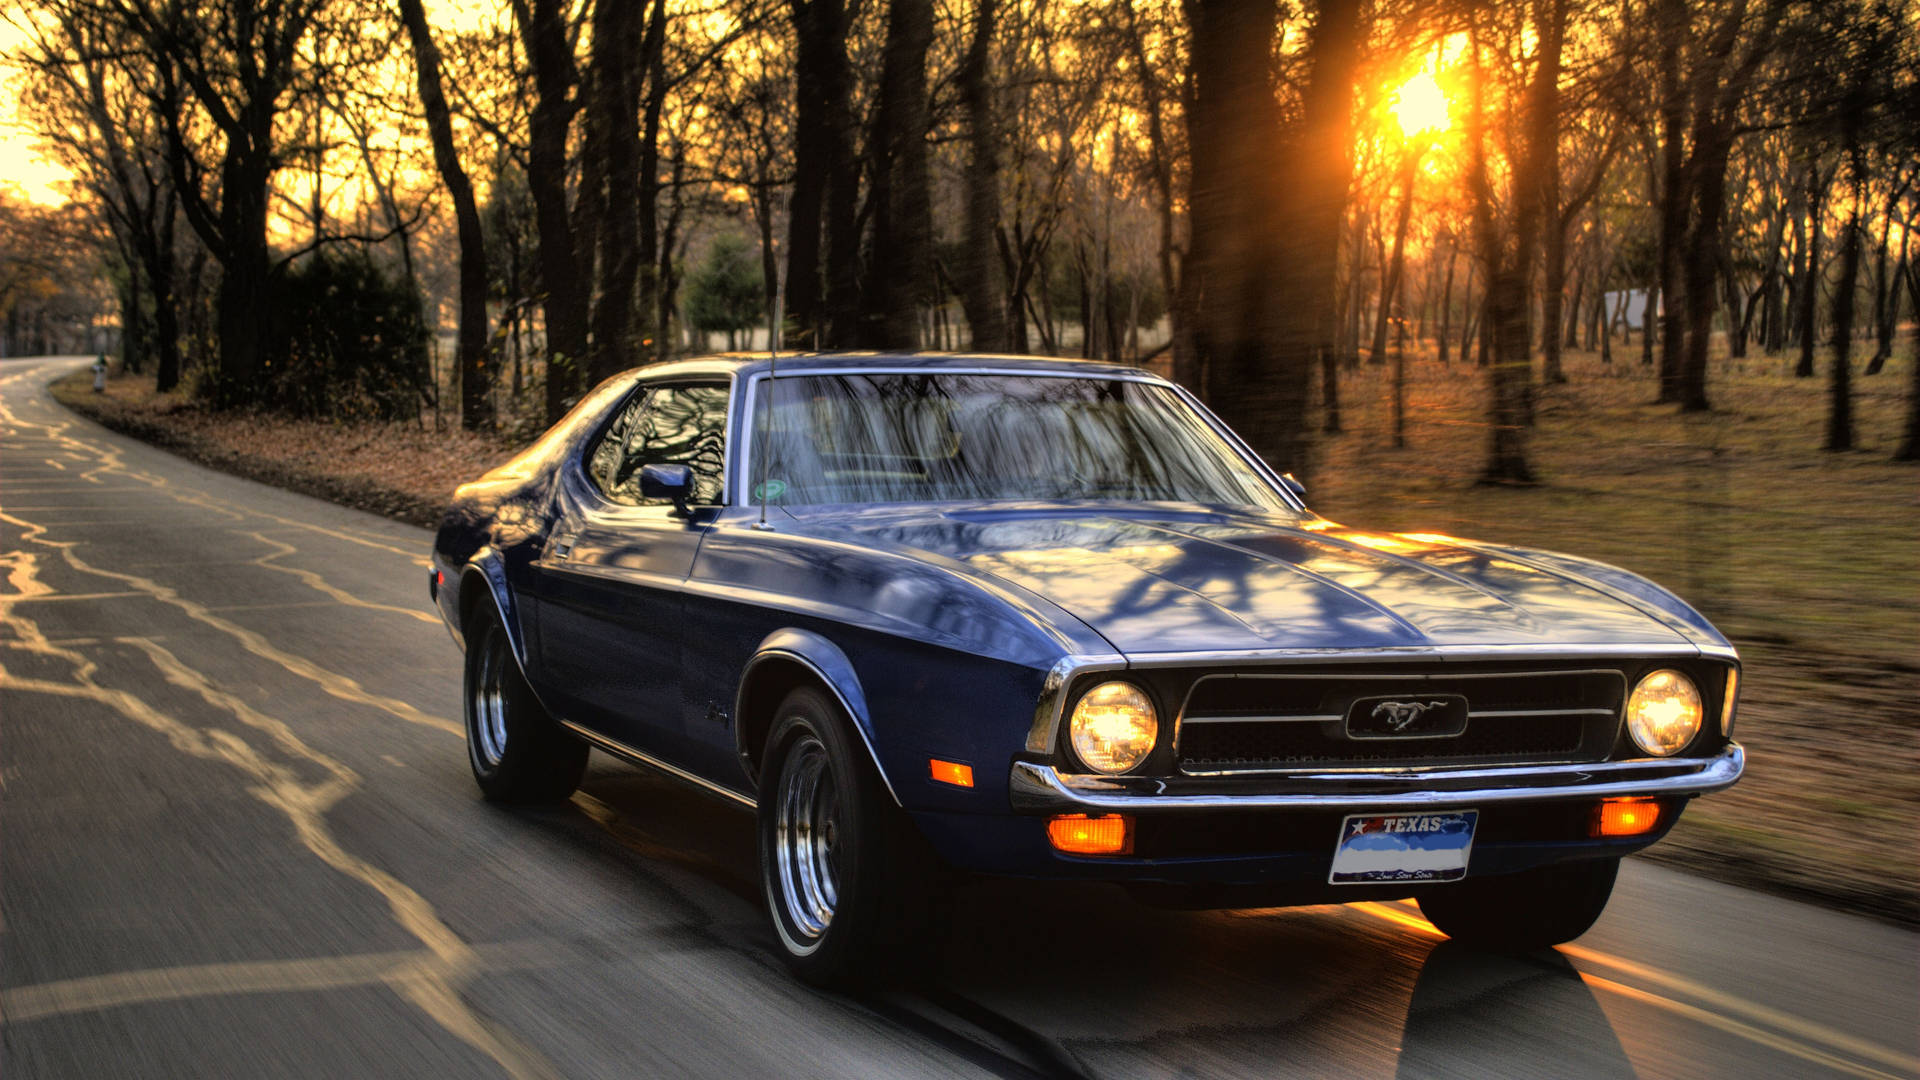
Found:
1371,700 -> 1454,732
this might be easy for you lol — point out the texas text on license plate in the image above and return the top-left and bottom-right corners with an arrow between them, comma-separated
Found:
1328,810 -> 1478,885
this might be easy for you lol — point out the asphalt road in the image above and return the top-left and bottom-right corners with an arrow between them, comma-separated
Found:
2,354 -> 1914,1080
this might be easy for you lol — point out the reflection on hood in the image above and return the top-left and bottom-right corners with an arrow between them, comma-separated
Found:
796,504 -> 1695,656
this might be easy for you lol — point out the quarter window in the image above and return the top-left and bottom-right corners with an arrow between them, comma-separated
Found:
587,384 -> 729,505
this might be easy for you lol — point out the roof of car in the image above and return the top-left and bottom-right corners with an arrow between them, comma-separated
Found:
627,351 -> 1168,383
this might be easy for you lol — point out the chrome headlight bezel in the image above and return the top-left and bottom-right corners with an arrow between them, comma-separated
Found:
1719,666 -> 1740,741
1067,680 -> 1159,775
1626,668 -> 1704,757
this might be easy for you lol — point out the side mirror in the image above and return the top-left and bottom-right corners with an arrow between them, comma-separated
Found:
1279,472 -> 1307,500
639,463 -> 694,514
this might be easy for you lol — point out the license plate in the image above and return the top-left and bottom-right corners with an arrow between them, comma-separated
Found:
1328,810 -> 1478,885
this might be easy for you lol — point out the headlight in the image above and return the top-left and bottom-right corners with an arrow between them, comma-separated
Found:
1069,681 -> 1158,774
1626,669 -> 1703,756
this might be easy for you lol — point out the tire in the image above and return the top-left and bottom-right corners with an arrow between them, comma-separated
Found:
1417,857 -> 1620,951
757,686 -> 943,988
463,613 -> 588,803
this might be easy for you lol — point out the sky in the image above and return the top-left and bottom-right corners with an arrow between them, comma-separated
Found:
0,15 -> 75,205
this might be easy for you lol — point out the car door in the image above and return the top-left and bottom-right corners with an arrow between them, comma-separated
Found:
534,381 -> 730,757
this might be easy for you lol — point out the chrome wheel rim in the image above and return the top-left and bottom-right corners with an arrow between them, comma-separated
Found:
471,631 -> 510,770
774,735 -> 839,945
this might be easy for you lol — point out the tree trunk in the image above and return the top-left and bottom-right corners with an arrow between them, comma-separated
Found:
1437,241 -> 1456,364
1867,184 -> 1896,367
584,0 -> 645,384
1679,129 -> 1735,412
1869,250 -> 1905,377
1827,151 -> 1863,451
956,0 -> 1007,352
1118,0 -> 1186,382
787,0 -> 855,348
1185,0 -> 1358,472
1563,267 -> 1583,352
514,0 -> 587,423
400,0 -> 494,429
860,0 -> 935,349
211,134 -> 272,408
1459,261 -> 1476,365
1653,0 -> 1687,403
1796,163 -> 1826,378
1898,261 -> 1920,460
636,0 -> 670,363
1541,201 -> 1567,385
1371,151 -> 1416,376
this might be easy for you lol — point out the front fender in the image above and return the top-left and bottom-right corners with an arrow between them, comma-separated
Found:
735,628 -> 898,805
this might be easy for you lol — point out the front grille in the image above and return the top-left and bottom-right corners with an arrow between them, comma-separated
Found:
1175,669 -> 1623,774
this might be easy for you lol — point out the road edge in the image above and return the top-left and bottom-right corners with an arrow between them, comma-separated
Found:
50,368 -> 448,530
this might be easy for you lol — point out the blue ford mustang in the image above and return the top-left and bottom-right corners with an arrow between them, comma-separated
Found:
431,353 -> 1743,985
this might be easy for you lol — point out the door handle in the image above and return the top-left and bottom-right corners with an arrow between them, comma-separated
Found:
549,535 -> 576,560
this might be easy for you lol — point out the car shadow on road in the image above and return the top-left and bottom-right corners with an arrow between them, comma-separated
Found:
506,765 -> 1633,1079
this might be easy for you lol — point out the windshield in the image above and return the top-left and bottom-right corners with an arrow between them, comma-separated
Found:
747,372 -> 1289,510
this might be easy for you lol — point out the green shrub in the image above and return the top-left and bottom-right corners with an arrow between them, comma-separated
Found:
264,252 -> 431,421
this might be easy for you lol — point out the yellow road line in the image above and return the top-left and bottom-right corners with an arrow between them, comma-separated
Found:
1579,972 -> 1908,1080
1558,941 -> 1920,1075
243,530 -> 440,625
2,942 -> 554,1024
0,602 -> 550,1079
0,591 -> 149,603
1348,901 -> 1918,1078
0,506 -> 458,738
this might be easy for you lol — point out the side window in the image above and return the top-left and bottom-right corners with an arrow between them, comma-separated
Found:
586,384 -> 729,506
587,389 -> 652,499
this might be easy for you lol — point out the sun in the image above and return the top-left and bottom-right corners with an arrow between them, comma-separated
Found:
1390,68 -> 1450,139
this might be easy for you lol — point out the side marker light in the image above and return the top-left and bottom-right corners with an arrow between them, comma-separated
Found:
1047,814 -> 1133,855
1592,797 -> 1662,838
929,759 -> 974,788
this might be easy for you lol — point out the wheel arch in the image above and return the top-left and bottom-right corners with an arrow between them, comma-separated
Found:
734,629 -> 901,807
458,552 -> 531,670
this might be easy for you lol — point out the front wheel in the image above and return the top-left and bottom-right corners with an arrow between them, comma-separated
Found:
758,687 -> 943,987
1417,857 -> 1619,950
463,614 -> 588,803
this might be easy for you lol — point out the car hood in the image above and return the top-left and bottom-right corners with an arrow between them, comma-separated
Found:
790,504 -> 1704,657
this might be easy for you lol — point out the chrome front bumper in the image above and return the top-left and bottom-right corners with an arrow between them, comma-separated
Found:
1009,744 -> 1744,814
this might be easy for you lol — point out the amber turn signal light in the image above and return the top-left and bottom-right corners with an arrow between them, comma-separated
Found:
929,759 -> 974,788
1591,797 -> 1662,838
1047,814 -> 1133,855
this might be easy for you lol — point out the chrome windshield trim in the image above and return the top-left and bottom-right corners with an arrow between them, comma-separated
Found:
1009,744 -> 1744,813
734,366 -> 1171,511
729,365 -> 1302,520
1164,382 -> 1306,511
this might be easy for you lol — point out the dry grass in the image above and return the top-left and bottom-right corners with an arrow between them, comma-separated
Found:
1310,341 -> 1919,925
53,369 -> 521,528
52,344 -> 1920,923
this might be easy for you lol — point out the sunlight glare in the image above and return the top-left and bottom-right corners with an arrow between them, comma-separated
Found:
1390,69 -> 1450,139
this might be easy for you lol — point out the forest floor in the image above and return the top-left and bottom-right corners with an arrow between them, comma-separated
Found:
52,340 -> 1920,926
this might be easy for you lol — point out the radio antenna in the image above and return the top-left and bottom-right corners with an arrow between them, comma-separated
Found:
756,266 -> 784,530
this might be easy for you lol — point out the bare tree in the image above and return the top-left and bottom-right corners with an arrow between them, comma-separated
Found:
397,0 -> 493,428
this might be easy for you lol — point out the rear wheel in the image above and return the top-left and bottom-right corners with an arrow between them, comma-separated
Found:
463,613 -> 587,803
1417,857 -> 1619,950
758,686 -> 943,987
